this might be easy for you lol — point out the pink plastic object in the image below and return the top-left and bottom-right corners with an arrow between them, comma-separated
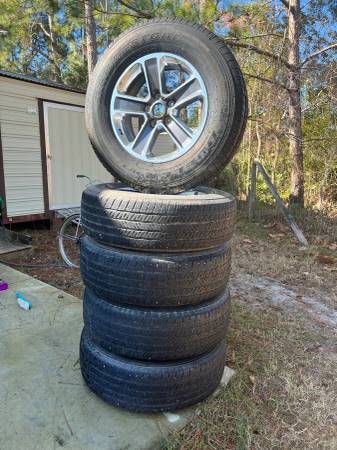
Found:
0,280 -> 8,291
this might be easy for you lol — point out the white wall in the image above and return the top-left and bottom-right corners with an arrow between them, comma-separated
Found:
44,102 -> 112,209
0,76 -> 92,218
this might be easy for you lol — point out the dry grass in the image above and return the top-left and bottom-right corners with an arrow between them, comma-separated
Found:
233,208 -> 337,304
165,302 -> 337,450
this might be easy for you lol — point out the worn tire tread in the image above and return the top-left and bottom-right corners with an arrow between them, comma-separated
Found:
81,184 -> 236,251
83,288 -> 230,360
80,235 -> 231,307
80,329 -> 226,412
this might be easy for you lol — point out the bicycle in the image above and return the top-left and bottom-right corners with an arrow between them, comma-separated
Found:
58,175 -> 96,268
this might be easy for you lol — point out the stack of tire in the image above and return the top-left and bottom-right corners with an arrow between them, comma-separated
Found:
80,185 -> 236,411
80,18 -> 247,412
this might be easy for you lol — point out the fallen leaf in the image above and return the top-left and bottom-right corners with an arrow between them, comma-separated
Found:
243,238 -> 253,244
304,343 -> 322,352
315,242 -> 337,251
323,266 -> 337,272
263,222 -> 288,233
313,237 -> 329,246
275,223 -> 289,233
317,254 -> 335,265
263,222 -> 277,229
249,375 -> 256,385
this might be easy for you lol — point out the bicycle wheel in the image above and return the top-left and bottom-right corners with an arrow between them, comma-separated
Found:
58,214 -> 83,268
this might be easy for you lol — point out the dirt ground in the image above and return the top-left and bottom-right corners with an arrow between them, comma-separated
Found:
1,221 -> 83,298
2,205 -> 337,450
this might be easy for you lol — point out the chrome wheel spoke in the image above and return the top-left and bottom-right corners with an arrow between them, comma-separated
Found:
171,115 -> 194,138
114,94 -> 147,115
163,118 -> 193,148
110,52 -> 208,163
131,120 -> 159,156
143,56 -> 163,97
170,77 -> 203,109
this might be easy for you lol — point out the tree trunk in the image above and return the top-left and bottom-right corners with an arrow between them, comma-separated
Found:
272,132 -> 280,185
84,0 -> 97,77
246,109 -> 252,196
199,0 -> 207,19
287,0 -> 304,206
255,120 -> 262,158
47,13 -> 62,83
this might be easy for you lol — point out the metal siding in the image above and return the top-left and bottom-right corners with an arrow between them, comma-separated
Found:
0,77 -> 87,218
0,90 -> 44,216
0,77 -> 111,217
45,104 -> 112,209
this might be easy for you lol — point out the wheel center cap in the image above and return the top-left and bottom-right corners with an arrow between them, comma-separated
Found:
150,101 -> 167,119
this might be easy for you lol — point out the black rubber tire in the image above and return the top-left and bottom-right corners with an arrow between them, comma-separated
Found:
81,183 -> 236,252
80,329 -> 226,412
83,287 -> 230,361
80,235 -> 231,307
85,18 -> 248,194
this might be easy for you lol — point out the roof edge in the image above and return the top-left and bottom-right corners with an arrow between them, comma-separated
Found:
0,69 -> 86,94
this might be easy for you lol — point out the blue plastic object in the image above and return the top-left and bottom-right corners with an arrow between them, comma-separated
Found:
15,292 -> 32,310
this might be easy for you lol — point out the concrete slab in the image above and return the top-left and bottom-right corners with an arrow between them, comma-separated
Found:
0,263 -> 234,450
0,239 -> 31,254
0,262 -> 32,286
0,227 -> 31,254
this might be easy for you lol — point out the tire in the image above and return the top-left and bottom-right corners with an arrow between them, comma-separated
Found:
80,329 -> 226,412
80,236 -> 231,307
81,184 -> 236,252
83,287 -> 230,361
85,18 -> 248,194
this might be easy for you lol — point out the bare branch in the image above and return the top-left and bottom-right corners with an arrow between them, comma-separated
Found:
300,43 -> 337,67
37,48 -> 56,64
116,0 -> 154,18
94,7 -> 142,18
225,40 -> 292,69
243,72 -> 288,90
302,137 -> 337,144
225,33 -> 284,41
90,0 -> 153,19
37,22 -> 51,38
279,0 -> 289,9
